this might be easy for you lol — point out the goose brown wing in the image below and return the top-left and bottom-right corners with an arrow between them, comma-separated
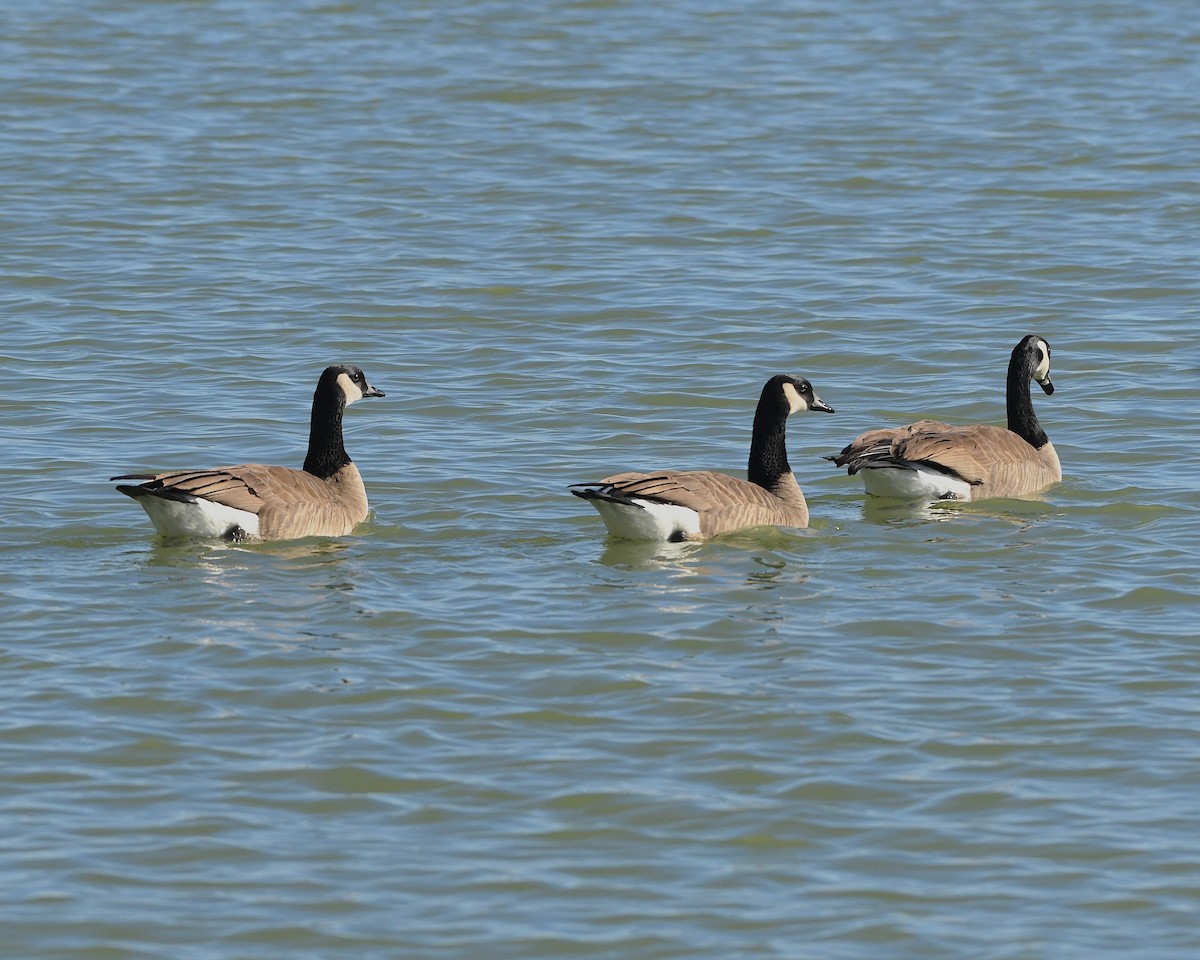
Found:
119,464 -> 333,514
830,420 -> 954,472
115,467 -> 268,513
891,424 -> 1036,485
599,470 -> 784,512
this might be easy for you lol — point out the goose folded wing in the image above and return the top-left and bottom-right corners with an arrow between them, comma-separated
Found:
892,424 -> 1034,485
831,420 -> 955,469
601,470 -> 782,512
134,467 -> 274,513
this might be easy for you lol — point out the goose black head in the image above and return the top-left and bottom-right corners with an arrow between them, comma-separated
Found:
1014,336 -> 1054,395
768,374 -> 835,416
321,364 -> 386,405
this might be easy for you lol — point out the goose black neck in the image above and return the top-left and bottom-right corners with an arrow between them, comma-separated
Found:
747,397 -> 792,490
1006,352 -> 1049,449
303,382 -> 351,478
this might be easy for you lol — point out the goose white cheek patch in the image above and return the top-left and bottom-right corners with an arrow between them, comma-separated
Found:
1034,341 -> 1051,382
782,382 -> 808,414
337,372 -> 365,405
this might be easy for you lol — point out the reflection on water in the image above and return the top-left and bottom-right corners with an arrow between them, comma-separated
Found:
859,496 -> 964,525
126,536 -> 366,634
856,492 -> 1058,526
590,524 -> 815,571
594,536 -> 703,570
587,531 -> 818,634
138,536 -> 353,568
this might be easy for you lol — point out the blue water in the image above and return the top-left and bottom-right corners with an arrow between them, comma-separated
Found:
3,1 -> 1199,958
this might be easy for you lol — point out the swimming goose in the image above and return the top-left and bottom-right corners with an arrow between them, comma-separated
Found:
112,364 -> 384,541
827,335 -> 1060,500
570,374 -> 834,541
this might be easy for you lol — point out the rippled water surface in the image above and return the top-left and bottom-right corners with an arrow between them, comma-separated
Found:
3,1 -> 1199,957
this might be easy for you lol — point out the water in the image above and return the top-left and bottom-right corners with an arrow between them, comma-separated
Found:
3,1 -> 1199,957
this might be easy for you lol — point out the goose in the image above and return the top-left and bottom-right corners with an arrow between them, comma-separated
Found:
570,374 -> 834,541
112,364 -> 384,541
827,334 -> 1060,500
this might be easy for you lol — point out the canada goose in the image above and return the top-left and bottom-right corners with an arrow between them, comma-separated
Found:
570,374 -> 834,541
827,335 -> 1060,500
112,364 -> 384,541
